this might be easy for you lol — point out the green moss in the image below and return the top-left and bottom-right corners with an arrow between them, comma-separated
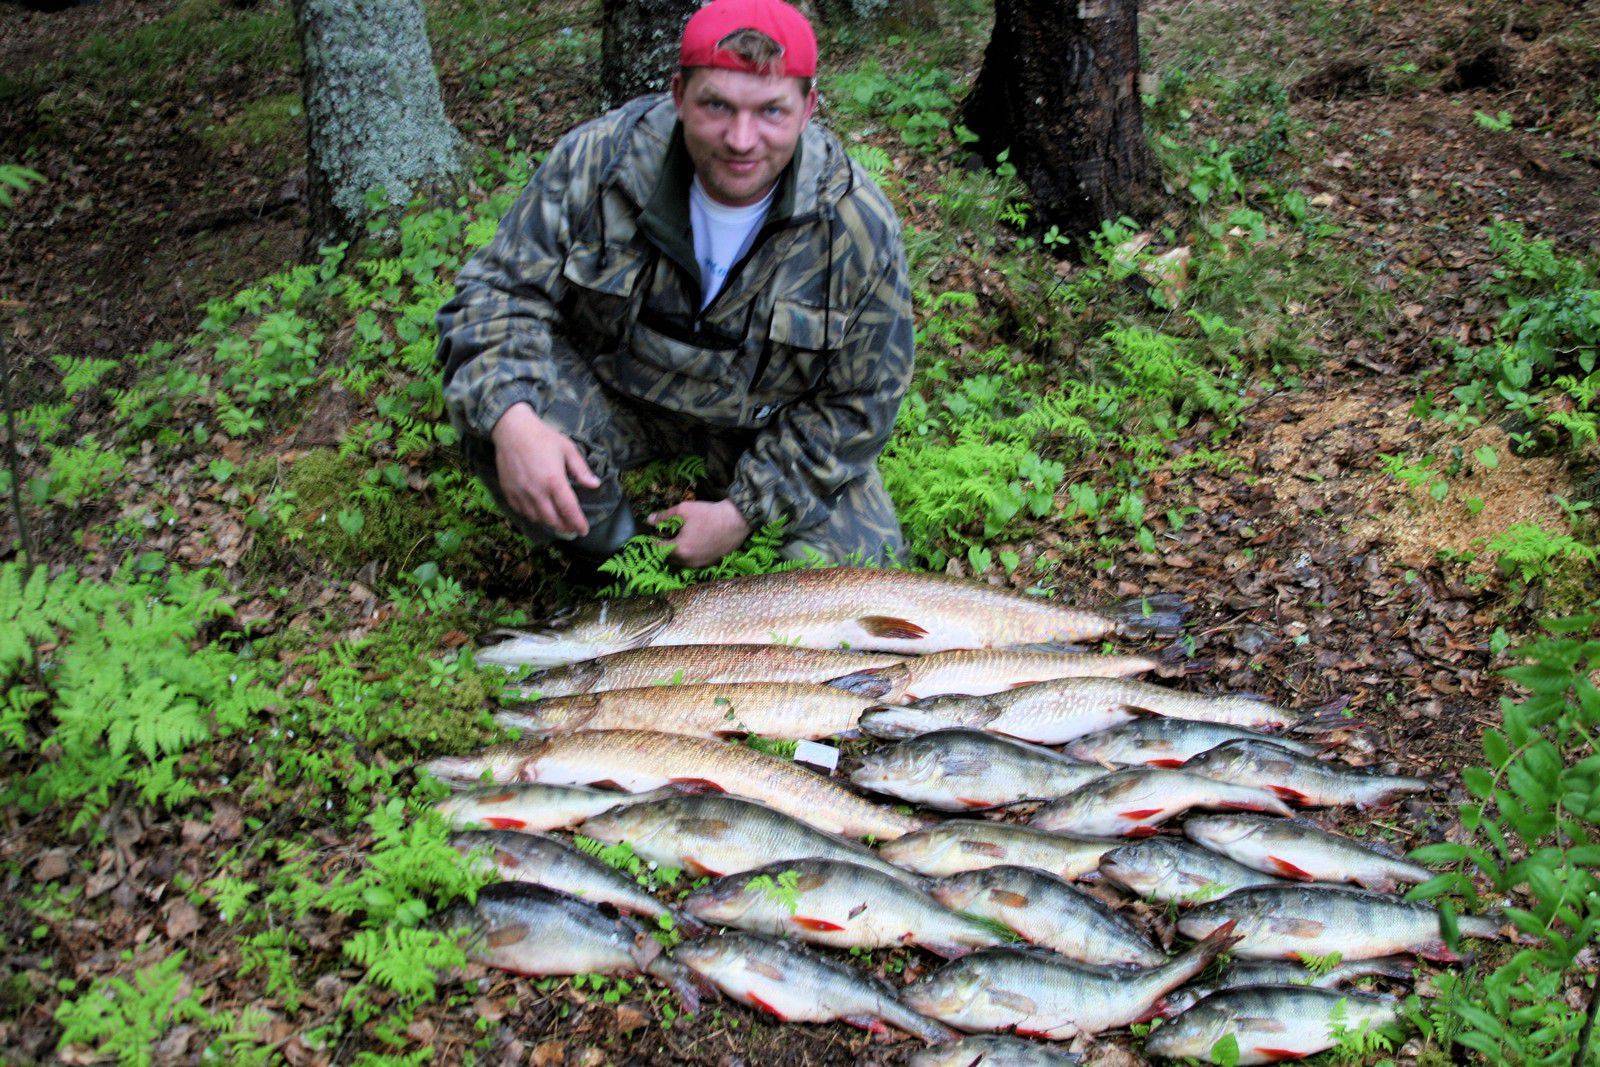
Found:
283,448 -> 434,570
193,93 -> 304,170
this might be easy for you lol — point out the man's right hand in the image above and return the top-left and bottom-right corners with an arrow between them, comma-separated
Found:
490,403 -> 602,537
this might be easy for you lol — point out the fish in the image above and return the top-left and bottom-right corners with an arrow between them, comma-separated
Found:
930,865 -> 1165,967
1162,956 -> 1413,1016
1144,985 -> 1401,1064
1183,814 -> 1434,891
426,729 -> 924,841
672,931 -> 956,1043
506,643 -> 908,698
683,859 -> 1005,958
495,681 -> 887,741
1176,884 -> 1503,961
577,793 -> 925,888
439,882 -> 701,1010
432,783 -> 681,832
476,567 -> 1187,668
1097,837 -> 1283,905
894,648 -> 1167,702
450,830 -> 690,932
1030,769 -> 1293,838
1182,740 -> 1429,809
1064,719 -> 1322,768
849,729 -> 1108,811
901,923 -> 1238,1040
879,820 -> 1119,881
906,1036 -> 1083,1065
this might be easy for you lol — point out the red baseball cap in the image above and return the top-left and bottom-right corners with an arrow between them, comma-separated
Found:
679,0 -> 818,78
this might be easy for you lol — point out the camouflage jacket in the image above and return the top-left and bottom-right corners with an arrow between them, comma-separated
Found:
436,94 -> 914,536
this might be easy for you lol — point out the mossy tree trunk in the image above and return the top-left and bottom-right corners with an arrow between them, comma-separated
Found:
601,0 -> 701,106
292,0 -> 463,254
963,0 -> 1151,238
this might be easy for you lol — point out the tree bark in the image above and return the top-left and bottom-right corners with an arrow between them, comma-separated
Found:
601,0 -> 701,106
292,0 -> 463,254
963,0 -> 1152,238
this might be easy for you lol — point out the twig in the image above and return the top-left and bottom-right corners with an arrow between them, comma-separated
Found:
1578,961 -> 1600,1067
0,330 -> 34,562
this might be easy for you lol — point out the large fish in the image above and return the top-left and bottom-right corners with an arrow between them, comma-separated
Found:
893,648 -> 1170,702
1177,885 -> 1503,961
1064,719 -> 1322,768
1162,956 -> 1413,1016
1145,986 -> 1401,1064
1097,837 -> 1283,905
439,883 -> 701,1009
1184,814 -> 1434,891
907,1036 -> 1082,1066
1031,769 -> 1292,838
930,865 -> 1165,966
684,859 -> 1005,958
424,729 -> 924,841
507,643 -> 907,698
879,821 -> 1118,881
577,793 -> 924,888
476,568 -> 1187,668
433,783 -> 680,832
1183,740 -> 1428,808
450,830 -> 687,931
901,923 -> 1238,1039
850,729 -> 1108,811
672,931 -> 956,1043
496,681 -> 887,741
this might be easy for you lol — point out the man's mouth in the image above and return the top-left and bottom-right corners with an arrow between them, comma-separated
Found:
723,158 -> 761,174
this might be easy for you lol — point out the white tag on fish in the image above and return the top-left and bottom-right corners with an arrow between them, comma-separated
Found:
793,740 -> 840,773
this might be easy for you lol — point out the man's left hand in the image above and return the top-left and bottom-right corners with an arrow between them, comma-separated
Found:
649,499 -> 751,568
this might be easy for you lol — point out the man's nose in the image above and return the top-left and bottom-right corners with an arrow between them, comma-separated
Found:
725,111 -> 758,153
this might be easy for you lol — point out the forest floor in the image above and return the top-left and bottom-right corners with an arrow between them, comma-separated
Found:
2,0 -> 1598,1064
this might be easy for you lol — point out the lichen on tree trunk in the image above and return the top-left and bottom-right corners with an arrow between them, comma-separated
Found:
293,0 -> 462,252
964,0 -> 1152,238
601,0 -> 701,106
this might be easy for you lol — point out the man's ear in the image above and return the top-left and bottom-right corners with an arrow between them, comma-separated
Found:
670,70 -> 687,112
801,84 -> 819,124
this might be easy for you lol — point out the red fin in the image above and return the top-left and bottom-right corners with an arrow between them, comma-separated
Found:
1124,825 -> 1162,839
1255,1050 -> 1309,1062
1133,998 -> 1169,1024
990,889 -> 1030,908
670,777 -> 725,792
746,993 -> 787,1021
591,779 -> 624,791
1146,758 -> 1186,768
483,816 -> 527,830
1007,680 -> 1042,689
1267,785 -> 1312,804
1418,941 -> 1464,963
1015,1028 -> 1052,1039
859,615 -> 929,640
1224,800 -> 1285,813
793,916 -> 845,932
1269,856 -> 1316,881
683,857 -> 722,879
958,797 -> 992,810
1120,808 -> 1164,820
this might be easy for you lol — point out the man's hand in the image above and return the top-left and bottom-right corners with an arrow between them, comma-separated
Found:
650,499 -> 751,568
491,403 -> 601,537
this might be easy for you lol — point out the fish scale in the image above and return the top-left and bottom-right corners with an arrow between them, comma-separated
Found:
1146,985 -> 1401,1064
1184,813 -> 1434,890
1032,768 -> 1293,837
850,728 -> 1108,811
510,643 -> 907,697
496,681 -> 887,741
1183,739 -> 1429,809
896,648 -> 1163,701
879,820 -> 1119,881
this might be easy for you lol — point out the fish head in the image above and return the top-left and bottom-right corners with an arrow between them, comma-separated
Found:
926,871 -> 982,912
858,698 -> 995,740
849,740 -> 942,793
1184,814 -> 1255,849
682,873 -> 761,924
1141,1001 -> 1231,1061
494,695 -> 600,735
475,598 -> 673,669
421,743 -> 537,786
902,962 -> 989,1019
670,934 -> 743,977
519,660 -> 601,699
576,800 -> 663,848
1098,841 -> 1176,894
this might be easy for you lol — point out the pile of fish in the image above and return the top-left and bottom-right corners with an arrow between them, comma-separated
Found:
424,567 -> 1490,1063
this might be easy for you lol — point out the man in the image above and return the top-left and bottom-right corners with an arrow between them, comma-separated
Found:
436,0 -> 912,568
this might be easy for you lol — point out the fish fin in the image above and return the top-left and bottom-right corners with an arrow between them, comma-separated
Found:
590,779 -> 625,791
989,889 -> 1030,908
678,817 -> 733,837
958,840 -> 1008,858
1268,856 -> 1317,881
989,988 -> 1039,1015
746,993 -> 788,1020
1120,808 -> 1165,820
645,956 -> 703,1015
922,942 -> 970,960
1417,941 -> 1467,963
843,1014 -> 890,1036
793,871 -> 829,892
1124,825 -> 1163,839
1356,781 -> 1431,809
493,848 -> 521,869
1117,703 -> 1162,717
848,902 -> 868,920
792,916 -> 846,932
482,816 -> 527,831
669,777 -> 726,792
1238,1017 -> 1289,1033
956,796 -> 996,810
1254,1050 -> 1309,1062
1147,758 -> 1187,769
1011,641 -> 1090,653
682,857 -> 722,879
1132,999 -> 1169,1025
826,663 -> 908,701
485,922 -> 530,948
1456,913 -> 1505,941
1286,696 -> 1357,734
1267,785 -> 1313,805
1156,642 -> 1212,676
1006,679 -> 1043,689
1108,592 -> 1189,637
941,755 -> 995,776
858,615 -> 930,641
748,959 -> 787,982
1269,916 -> 1326,938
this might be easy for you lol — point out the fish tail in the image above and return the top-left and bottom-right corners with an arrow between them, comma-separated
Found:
882,1000 -> 959,1044
827,663 -> 910,703
1173,918 -> 1240,977
645,954 -> 705,1015
1456,913 -> 1505,941
1109,593 -> 1189,638
1155,641 -> 1212,676
1286,695 -> 1357,734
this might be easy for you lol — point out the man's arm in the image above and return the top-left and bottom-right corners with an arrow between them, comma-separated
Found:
725,237 -> 914,543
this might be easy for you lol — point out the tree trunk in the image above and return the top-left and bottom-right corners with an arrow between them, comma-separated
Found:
964,0 -> 1151,238
292,0 -> 463,254
601,0 -> 701,107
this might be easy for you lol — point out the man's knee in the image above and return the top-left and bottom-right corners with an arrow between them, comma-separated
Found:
779,469 -> 904,566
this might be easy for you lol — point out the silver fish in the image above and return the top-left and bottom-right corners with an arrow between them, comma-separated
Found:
1098,837 -> 1283,905
1145,986 -> 1401,1064
1177,885 -> 1502,961
1162,955 -> 1413,1016
673,931 -> 956,1043
507,643 -> 907,697
850,729 -> 1108,811
1184,814 -> 1434,891
684,859 -> 1004,958
440,883 -> 700,1009
1183,740 -> 1428,808
931,865 -> 1165,966
495,681 -> 885,741
906,1036 -> 1083,1065
1031,768 -> 1293,838
902,923 -> 1238,1039
433,783 -> 680,832
896,648 -> 1165,702
1064,719 -> 1322,768
879,821 -> 1118,881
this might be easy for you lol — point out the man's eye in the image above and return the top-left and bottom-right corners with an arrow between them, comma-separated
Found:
706,100 -> 729,113
763,106 -> 785,118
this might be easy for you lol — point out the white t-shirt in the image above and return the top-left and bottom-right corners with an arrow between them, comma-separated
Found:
690,176 -> 775,310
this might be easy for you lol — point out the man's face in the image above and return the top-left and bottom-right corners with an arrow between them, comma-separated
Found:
671,66 -> 817,208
